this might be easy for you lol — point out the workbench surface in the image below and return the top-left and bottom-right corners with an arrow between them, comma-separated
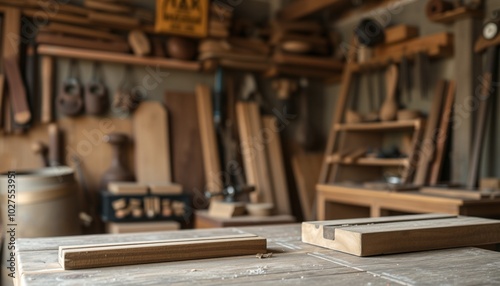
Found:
15,224 -> 500,285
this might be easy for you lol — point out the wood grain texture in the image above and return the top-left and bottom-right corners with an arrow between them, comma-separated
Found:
164,91 -> 205,200
414,80 -> 447,185
133,101 -> 172,183
196,85 -> 223,194
15,224 -> 500,285
59,234 -> 267,270
303,214 -> 500,256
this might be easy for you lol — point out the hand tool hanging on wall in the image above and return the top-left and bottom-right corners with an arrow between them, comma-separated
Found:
85,62 -> 109,116
113,66 -> 143,115
467,18 -> 500,189
57,60 -> 84,116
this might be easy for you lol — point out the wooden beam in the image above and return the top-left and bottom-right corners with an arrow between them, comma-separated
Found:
37,45 -> 200,71
59,234 -> 267,270
278,0 -> 350,21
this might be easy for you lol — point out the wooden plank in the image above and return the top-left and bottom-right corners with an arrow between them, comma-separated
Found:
453,19 -> 481,184
236,102 -> 259,202
106,221 -> 180,234
133,101 -> 172,183
36,33 -> 130,53
40,56 -> 54,123
420,187 -> 489,200
149,183 -> 183,194
44,23 -> 123,41
384,25 -> 419,44
84,0 -> 132,14
414,80 -> 447,186
88,11 -> 140,29
302,214 -> 500,256
3,56 -> 31,125
293,152 -> 324,221
241,102 -> 274,203
277,0 -> 350,21
429,80 -> 456,185
273,52 -> 344,71
59,234 -> 267,270
196,85 -> 223,195
23,9 -> 91,26
164,91 -> 205,202
108,182 -> 148,195
37,45 -> 200,71
262,116 -> 291,215
2,7 -> 20,58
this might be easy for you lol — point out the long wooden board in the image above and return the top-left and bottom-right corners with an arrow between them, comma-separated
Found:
262,116 -> 290,215
236,102 -> 274,204
414,80 -> 447,185
36,32 -> 130,53
196,85 -> 223,195
302,214 -> 500,256
59,234 -> 267,270
292,151 -> 324,221
278,0 -> 349,21
133,102 -> 172,183
165,91 -> 205,201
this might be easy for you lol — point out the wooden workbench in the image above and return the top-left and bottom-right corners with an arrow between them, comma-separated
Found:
195,210 -> 295,228
317,184 -> 500,220
15,224 -> 500,285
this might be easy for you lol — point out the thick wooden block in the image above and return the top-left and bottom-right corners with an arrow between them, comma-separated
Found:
302,214 -> 500,256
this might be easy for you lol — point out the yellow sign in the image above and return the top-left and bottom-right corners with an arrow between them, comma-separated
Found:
155,0 -> 209,38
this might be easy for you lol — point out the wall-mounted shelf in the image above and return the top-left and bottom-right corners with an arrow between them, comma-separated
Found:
429,7 -> 483,24
37,45 -> 201,72
351,32 -> 454,72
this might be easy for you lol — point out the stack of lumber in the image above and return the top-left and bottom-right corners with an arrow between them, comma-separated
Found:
199,3 -> 271,71
235,102 -> 291,215
267,20 -> 344,80
0,0 -> 155,53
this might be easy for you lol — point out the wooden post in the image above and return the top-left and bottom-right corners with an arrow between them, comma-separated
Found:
451,18 -> 481,185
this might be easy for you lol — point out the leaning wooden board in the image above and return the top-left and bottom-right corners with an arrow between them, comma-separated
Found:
196,85 -> 223,195
292,151 -> 324,221
133,101 -> 172,183
59,233 -> 267,270
302,214 -> 500,256
165,91 -> 205,200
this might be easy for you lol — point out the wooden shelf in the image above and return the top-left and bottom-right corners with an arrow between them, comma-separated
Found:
327,157 -> 409,167
37,45 -> 201,72
429,7 -> 483,24
335,119 -> 422,132
351,32 -> 453,72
